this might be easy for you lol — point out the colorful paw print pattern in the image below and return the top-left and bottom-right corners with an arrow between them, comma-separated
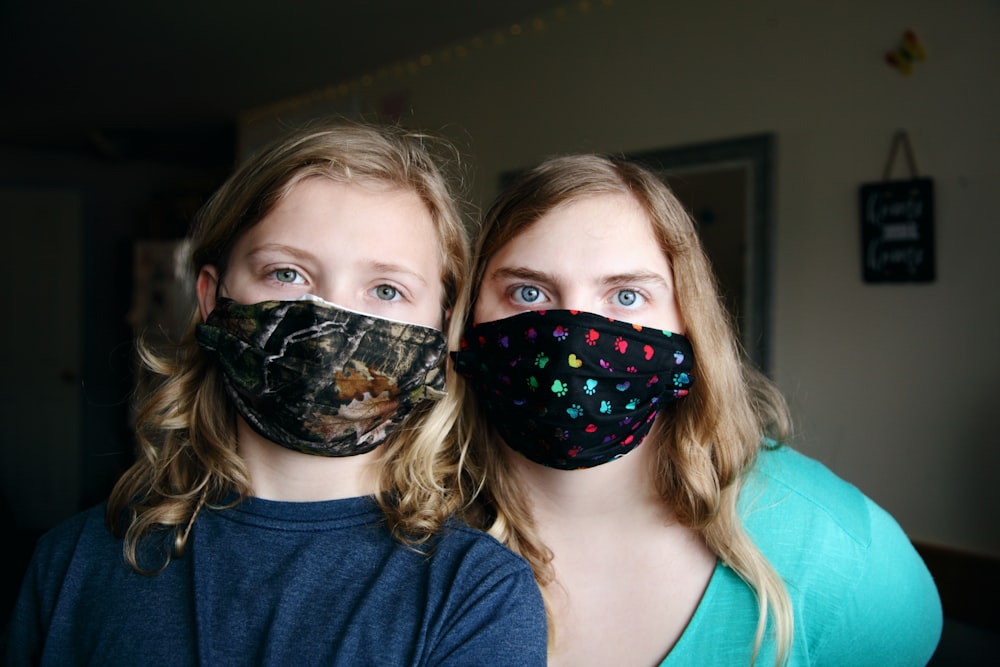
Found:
452,309 -> 694,470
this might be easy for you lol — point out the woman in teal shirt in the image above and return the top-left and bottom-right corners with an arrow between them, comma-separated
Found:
452,153 -> 942,665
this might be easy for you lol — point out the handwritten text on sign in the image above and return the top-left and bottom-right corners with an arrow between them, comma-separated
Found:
859,178 -> 935,283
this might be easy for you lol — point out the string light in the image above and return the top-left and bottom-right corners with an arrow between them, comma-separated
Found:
240,0 -> 617,125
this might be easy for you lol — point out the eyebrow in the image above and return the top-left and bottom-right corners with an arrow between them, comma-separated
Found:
487,265 -> 670,289
246,243 -> 316,263
487,266 -> 555,284
599,270 -> 671,289
368,260 -> 429,286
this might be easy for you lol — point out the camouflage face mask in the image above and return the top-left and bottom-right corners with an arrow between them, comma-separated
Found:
195,295 -> 447,457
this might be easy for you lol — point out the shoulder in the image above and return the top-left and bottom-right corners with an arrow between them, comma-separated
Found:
6,504 -> 120,663
18,502 -> 126,603
740,446 -> 921,562
432,519 -> 545,620
740,446 -> 942,663
417,519 -> 548,664
435,518 -> 540,580
28,504 -> 114,569
741,445 -> 872,544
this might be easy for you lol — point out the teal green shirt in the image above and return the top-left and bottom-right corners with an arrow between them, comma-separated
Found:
662,446 -> 942,666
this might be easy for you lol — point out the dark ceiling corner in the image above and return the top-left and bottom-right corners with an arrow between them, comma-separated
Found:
0,1 -> 564,164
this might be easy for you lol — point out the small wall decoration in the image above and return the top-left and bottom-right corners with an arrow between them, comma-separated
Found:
885,29 -> 926,76
859,131 -> 935,283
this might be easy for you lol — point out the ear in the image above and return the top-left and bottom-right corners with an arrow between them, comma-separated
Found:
196,265 -> 220,321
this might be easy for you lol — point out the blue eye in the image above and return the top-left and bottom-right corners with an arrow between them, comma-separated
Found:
518,286 -> 541,303
616,290 -> 639,306
274,269 -> 301,284
375,285 -> 399,301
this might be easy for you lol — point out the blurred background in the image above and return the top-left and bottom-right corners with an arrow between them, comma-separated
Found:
2,1 -> 997,662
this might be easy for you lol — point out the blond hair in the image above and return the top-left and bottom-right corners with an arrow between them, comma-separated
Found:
454,154 -> 793,665
108,120 -> 471,570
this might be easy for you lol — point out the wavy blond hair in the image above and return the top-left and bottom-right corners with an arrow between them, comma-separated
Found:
108,120 -> 471,571
454,154 -> 793,665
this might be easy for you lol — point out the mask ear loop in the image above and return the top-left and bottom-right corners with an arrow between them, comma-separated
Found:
173,485 -> 209,558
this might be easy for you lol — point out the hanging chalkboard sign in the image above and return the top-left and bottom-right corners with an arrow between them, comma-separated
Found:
859,131 -> 935,283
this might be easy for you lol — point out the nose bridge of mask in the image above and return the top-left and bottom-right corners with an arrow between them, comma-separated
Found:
297,292 -> 336,306
297,292 -> 445,333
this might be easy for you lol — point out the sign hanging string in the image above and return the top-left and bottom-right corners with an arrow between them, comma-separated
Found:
882,130 -> 920,181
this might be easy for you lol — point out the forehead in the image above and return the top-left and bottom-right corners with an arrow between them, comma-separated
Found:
500,192 -> 660,253
280,177 -> 430,226
478,193 -> 676,297
246,179 -> 439,253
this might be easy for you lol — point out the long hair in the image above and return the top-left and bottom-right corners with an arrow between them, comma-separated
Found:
454,154 -> 793,664
108,120 -> 471,571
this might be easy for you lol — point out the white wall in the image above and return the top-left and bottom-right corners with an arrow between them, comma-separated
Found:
241,0 -> 1000,557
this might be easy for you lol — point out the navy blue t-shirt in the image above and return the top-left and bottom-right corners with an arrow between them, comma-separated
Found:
7,496 -> 547,665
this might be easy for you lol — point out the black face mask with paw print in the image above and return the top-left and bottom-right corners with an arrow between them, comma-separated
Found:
452,309 -> 694,470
